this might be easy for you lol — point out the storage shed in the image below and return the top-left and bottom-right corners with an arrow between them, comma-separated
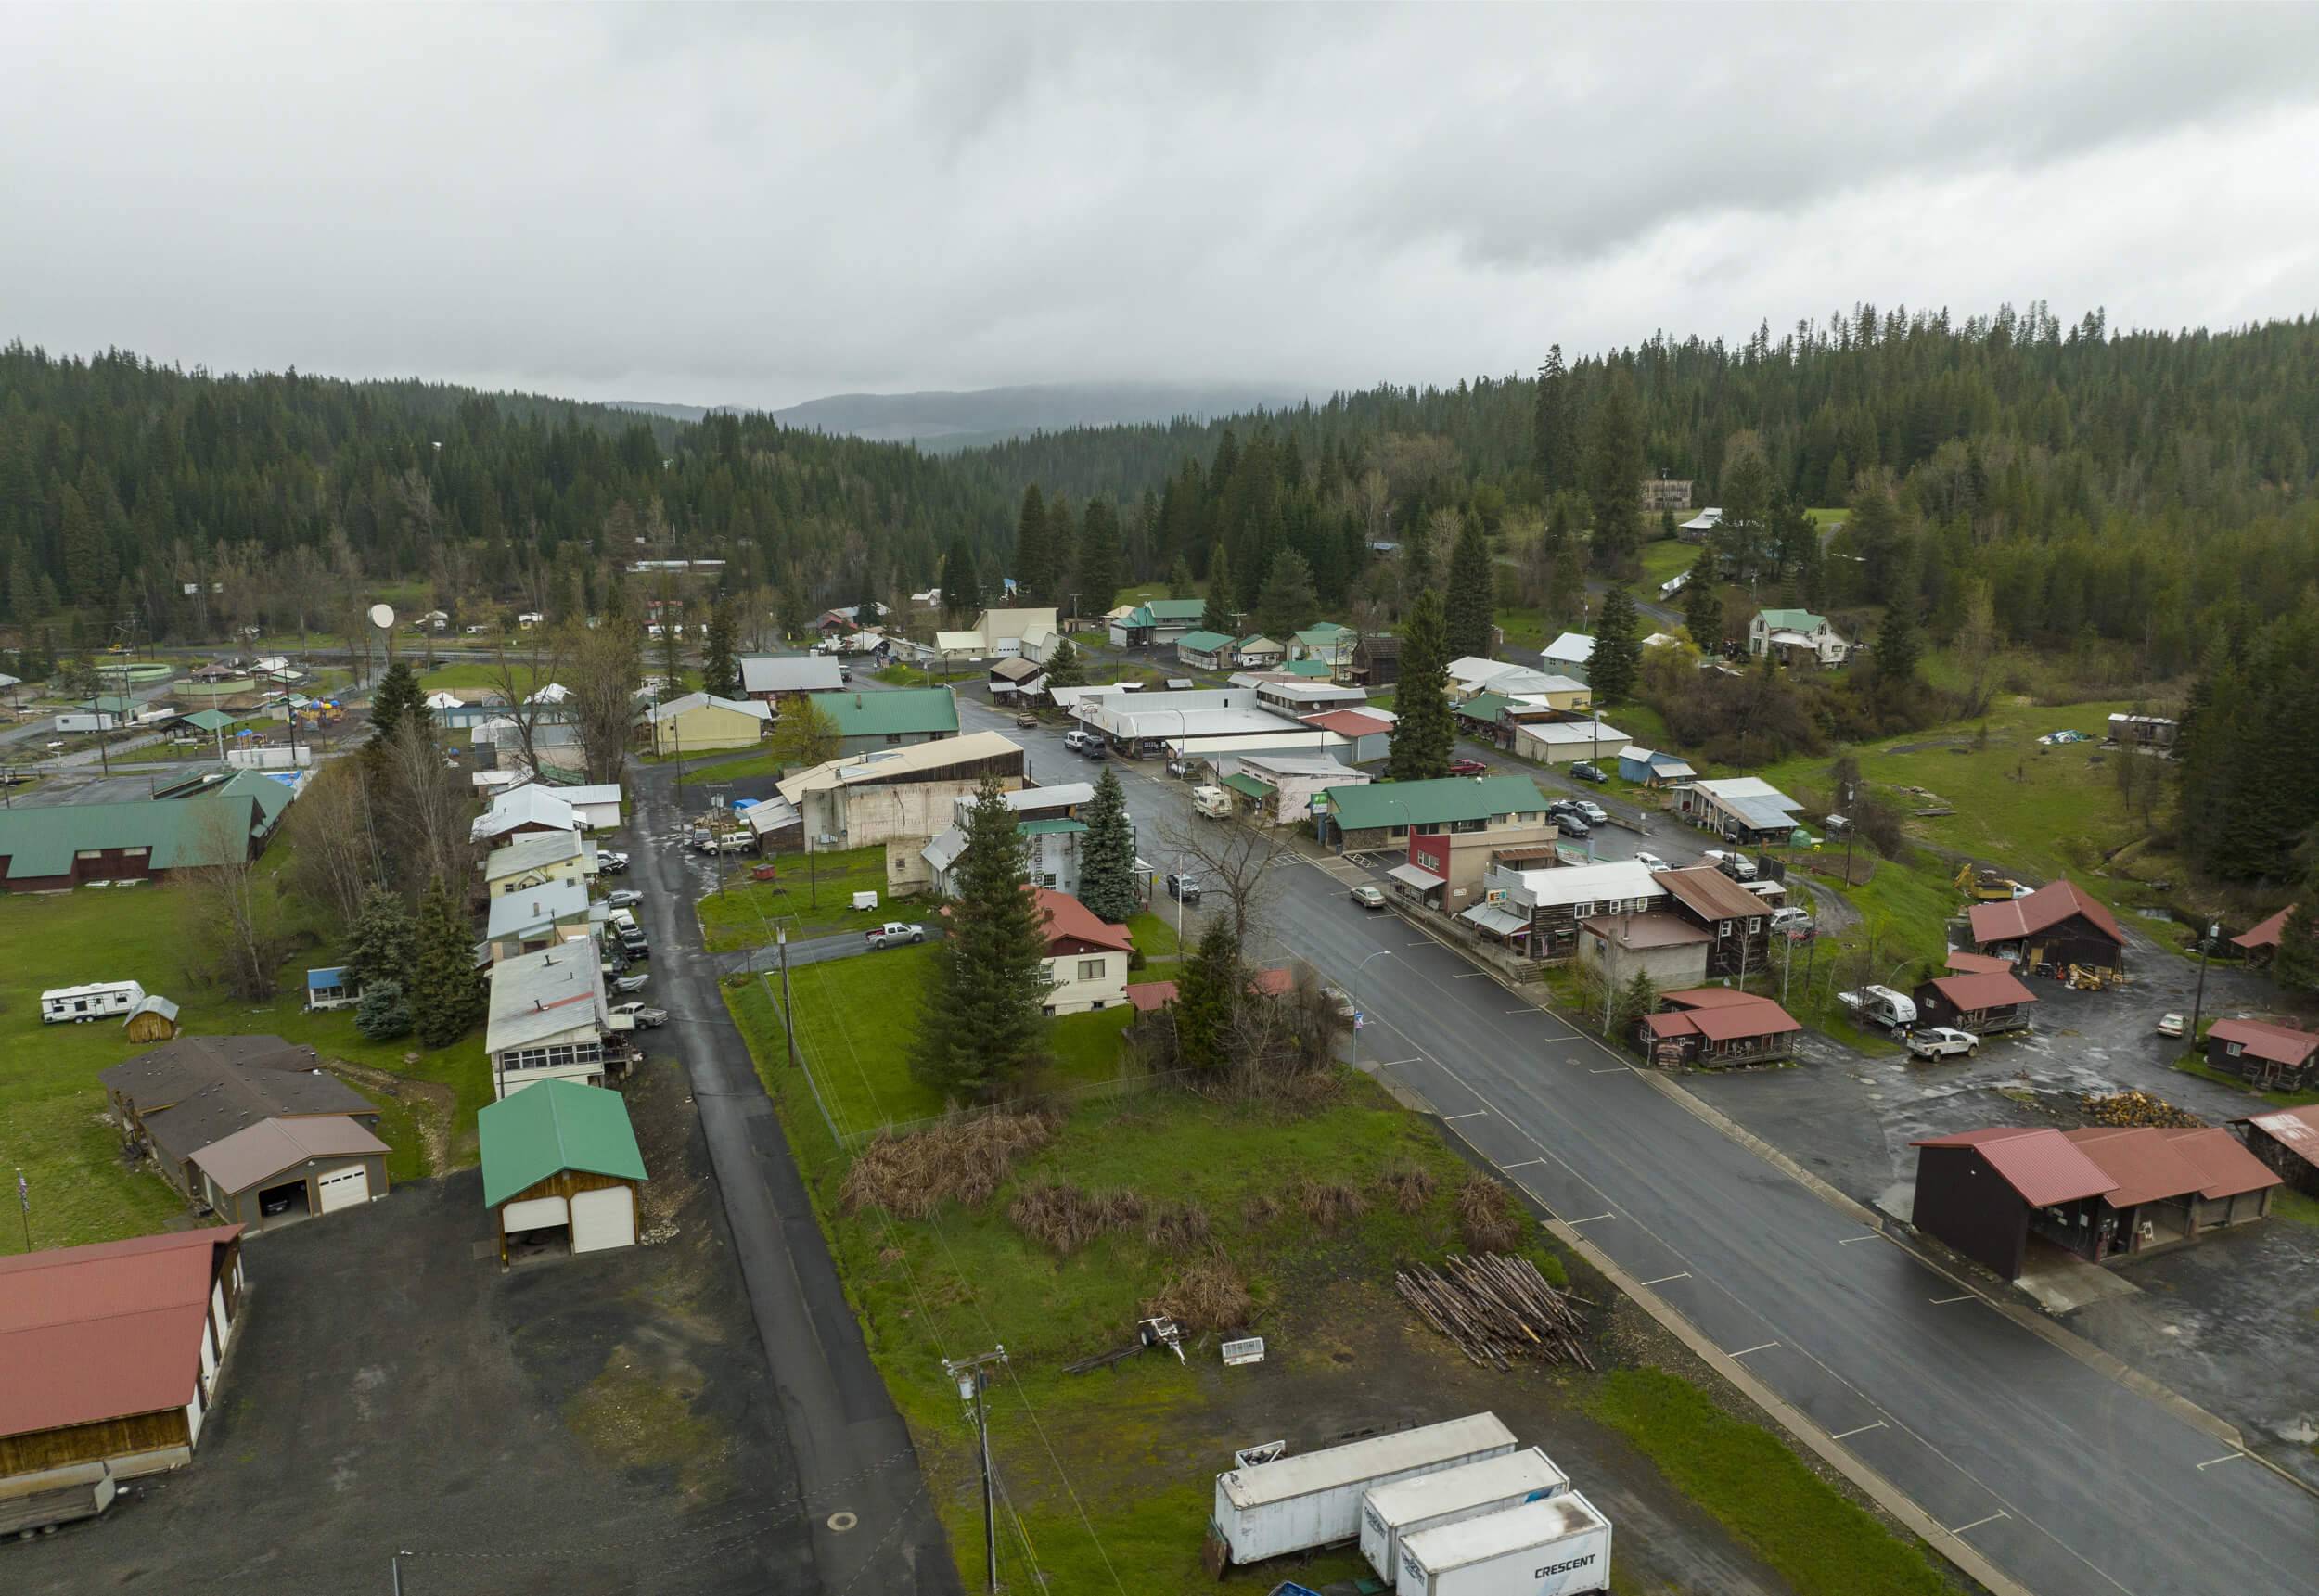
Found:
0,1228 -> 244,1495
2237,1105 -> 2319,1195
121,993 -> 181,1042
1209,1412 -> 1516,1570
190,1115 -> 390,1232
479,1079 -> 647,1266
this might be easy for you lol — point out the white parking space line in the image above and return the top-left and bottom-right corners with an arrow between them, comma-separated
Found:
1588,1066 -> 1627,1074
1636,1272 -> 1689,1287
1565,1212 -> 1614,1226
1839,1233 -> 1882,1245
1441,1111 -> 1489,1122
1450,972 -> 1489,979
1727,1340 -> 1779,1358
1930,1293 -> 1977,1304
2195,1452 -> 2249,1471
1499,1158 -> 1544,1169
1947,1512 -> 2008,1538
1831,1421 -> 1887,1440
1374,1057 -> 1423,1068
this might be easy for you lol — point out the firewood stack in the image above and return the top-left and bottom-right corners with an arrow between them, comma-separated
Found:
1395,1254 -> 1595,1373
2081,1090 -> 2204,1129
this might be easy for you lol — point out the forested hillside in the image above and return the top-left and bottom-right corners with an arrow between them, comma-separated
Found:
0,345 -> 1013,648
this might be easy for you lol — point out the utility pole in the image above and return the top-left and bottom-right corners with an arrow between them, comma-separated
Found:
15,1167 -> 28,1251
778,930 -> 801,1070
2188,920 -> 2219,1044
944,1348 -> 1009,1593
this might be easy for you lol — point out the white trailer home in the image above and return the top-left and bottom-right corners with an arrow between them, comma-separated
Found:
1394,1491 -> 1611,1596
1360,1448 -> 1569,1582
1210,1413 -> 1517,1569
42,980 -> 147,1023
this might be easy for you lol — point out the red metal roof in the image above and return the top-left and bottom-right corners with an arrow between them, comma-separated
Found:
1944,950 -> 2018,975
1651,866 -> 1763,922
2231,906 -> 2291,952
1660,987 -> 1769,1010
1652,989 -> 1800,1041
0,1226 -> 241,1439
1643,1011 -> 1699,1039
1926,971 -> 2039,1011
1967,879 -> 2125,947
1300,709 -> 1391,736
1910,1128 -> 2119,1207
2245,1104 -> 2319,1170
1034,888 -> 1134,953
2158,1128 -> 2286,1201
1124,980 -> 1178,1013
2064,1126 -> 2282,1207
2205,1017 -> 2319,1067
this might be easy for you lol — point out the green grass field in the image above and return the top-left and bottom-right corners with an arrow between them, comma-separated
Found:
2173,1055 -> 2319,1110
1639,538 -> 1698,585
416,660 -> 545,693
0,884 -> 492,1251
874,662 -> 939,687
694,845 -> 894,951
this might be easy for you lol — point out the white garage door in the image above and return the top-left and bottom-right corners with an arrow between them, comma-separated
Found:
502,1194 -> 568,1233
570,1185 -> 635,1254
315,1164 -> 370,1214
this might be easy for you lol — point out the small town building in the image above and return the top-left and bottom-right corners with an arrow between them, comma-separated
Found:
0,786 -> 276,892
1966,879 -> 2127,973
485,945 -> 612,1098
2236,1105 -> 2319,1196
986,655 -> 1049,703
1317,773 -> 1557,860
1910,1125 -> 2278,1279
1748,608 -> 1850,668
1509,715 -> 1630,768
482,828 -> 596,897
1033,888 -> 1134,1015
1650,866 -> 1772,980
1912,969 -> 2040,1037
1299,708 -> 1394,764
2105,713 -> 2178,750
1174,631 -> 1236,671
1640,478 -> 1694,512
636,691 -> 772,756
1348,632 -> 1402,686
917,784 -> 1095,898
1541,632 -> 1595,680
816,602 -> 889,635
101,1037 -> 378,1201
118,991 -> 181,1042
485,875 -> 601,962
1288,622 -> 1355,670
541,782 -> 621,831
1677,506 -> 1723,541
2230,905 -> 2303,965
1221,754 -> 1368,826
190,1115 -> 391,1232
1109,598 -> 1208,646
740,794 -> 802,852
964,606 -> 1062,661
479,1079 -> 647,1265
738,654 -> 844,705
1638,989 -> 1803,1068
0,1228 -> 245,1494
1616,746 -> 1698,785
1473,858 -> 1664,960
1578,912 -> 1711,990
778,731 -> 1027,884
1231,634 -> 1286,669
1672,777 -> 1805,846
2203,1017 -> 2319,1093
825,687 -> 960,755
469,781 -> 582,847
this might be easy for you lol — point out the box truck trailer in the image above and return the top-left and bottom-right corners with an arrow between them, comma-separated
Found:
1360,1448 -> 1569,1581
1394,1490 -> 1611,1596
1210,1413 -> 1517,1569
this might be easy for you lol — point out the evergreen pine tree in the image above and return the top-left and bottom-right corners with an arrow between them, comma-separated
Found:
939,537 -> 981,620
1172,918 -> 1242,1076
367,659 -> 428,748
354,978 -> 412,1042
1532,344 -> 1577,492
1683,570 -> 1723,651
911,773 -> 1053,1099
1589,583 -> 1641,704
1254,547 -> 1319,639
1611,969 -> 1659,1038
2272,894 -> 2319,994
1201,542 -> 1236,634
1044,637 -> 1086,689
1167,555 -> 1194,599
1444,516 -> 1495,660
701,598 -> 741,698
1075,499 -> 1123,618
412,875 -> 486,1048
1389,588 -> 1454,781
1875,596 -> 1923,704
1077,765 -> 1139,924
1014,485 -> 1049,603
1583,371 -> 1645,562
344,886 -> 416,991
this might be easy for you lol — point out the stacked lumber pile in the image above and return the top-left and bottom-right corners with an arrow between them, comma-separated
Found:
2081,1090 -> 2204,1129
1395,1254 -> 1594,1373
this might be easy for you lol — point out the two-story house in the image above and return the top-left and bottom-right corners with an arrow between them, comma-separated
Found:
1651,865 -> 1772,980
1033,888 -> 1134,1015
481,829 -> 596,899
1748,608 -> 1850,668
1474,858 -> 1664,962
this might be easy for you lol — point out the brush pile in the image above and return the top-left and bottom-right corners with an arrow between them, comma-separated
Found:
2081,1090 -> 2204,1129
840,1110 -> 1057,1219
1397,1254 -> 1595,1373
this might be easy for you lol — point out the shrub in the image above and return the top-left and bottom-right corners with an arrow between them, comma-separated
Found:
1457,1176 -> 1527,1253
1144,1200 -> 1212,1253
1148,1255 -> 1254,1333
1297,1178 -> 1368,1229
1378,1165 -> 1440,1215
840,1110 -> 1056,1219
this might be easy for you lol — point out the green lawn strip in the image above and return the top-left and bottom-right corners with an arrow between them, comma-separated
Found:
875,663 -> 939,687
695,845 -> 896,950
2274,1190 -> 2319,1231
416,660 -> 550,693
1638,538 -> 1698,585
2172,1055 -> 2319,1110
1587,1369 -> 1951,1596
1493,606 -> 1548,649
1125,910 -> 1182,963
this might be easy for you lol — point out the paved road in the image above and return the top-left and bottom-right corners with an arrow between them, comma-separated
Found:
632,760 -> 961,1596
948,687 -> 2319,1596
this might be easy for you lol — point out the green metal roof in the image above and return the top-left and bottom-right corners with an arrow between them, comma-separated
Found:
1144,598 -> 1207,620
0,792 -> 262,880
1303,620 -> 1351,635
1318,774 -> 1550,833
1019,817 -> 1086,836
1222,773 -> 1273,799
1293,627 -> 1348,645
1458,692 -> 1511,722
478,1079 -> 647,1208
94,695 -> 137,714
1283,660 -> 1333,678
826,688 -> 960,738
181,709 -> 237,732
1174,630 -> 1235,652
1758,608 -> 1827,632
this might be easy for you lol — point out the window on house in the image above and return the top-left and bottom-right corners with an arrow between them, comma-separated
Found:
1414,822 -> 1443,836
1077,958 -> 1105,980
1042,1003 -> 1057,1016
1719,920 -> 1733,936
1089,1000 -> 1105,1011
1749,918 -> 1762,934
2227,1041 -> 2244,1057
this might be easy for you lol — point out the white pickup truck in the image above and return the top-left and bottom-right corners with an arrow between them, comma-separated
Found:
1907,1027 -> 1979,1060
865,921 -> 926,951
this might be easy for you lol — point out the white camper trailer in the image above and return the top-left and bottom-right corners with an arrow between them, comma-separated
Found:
42,980 -> 147,1024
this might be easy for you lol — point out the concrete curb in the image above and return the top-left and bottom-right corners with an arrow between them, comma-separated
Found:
1544,1218 -> 2037,1596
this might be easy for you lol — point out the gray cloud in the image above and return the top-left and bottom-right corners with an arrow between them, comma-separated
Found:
1,3 -> 2314,409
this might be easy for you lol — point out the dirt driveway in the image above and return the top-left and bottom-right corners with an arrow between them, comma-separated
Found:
15,1059 -> 823,1596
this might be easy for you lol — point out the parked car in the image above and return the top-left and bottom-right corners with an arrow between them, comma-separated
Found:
598,850 -> 630,874
1165,758 -> 1191,778
1447,757 -> 1489,777
1061,727 -> 1089,752
608,1002 -> 668,1029
1569,761 -> 1608,784
1166,872 -> 1202,903
839,666 -> 853,683
2156,1012 -> 2185,1038
1015,711 -> 1039,729
1634,850 -> 1669,873
1077,738 -> 1108,760
1769,905 -> 1815,936
1350,884 -> 1387,911
1571,799 -> 1608,824
606,888 -> 644,909
1907,1027 -> 1980,1060
1320,985 -> 1357,1020
611,972 -> 651,994
1557,814 -> 1591,838
866,921 -> 926,950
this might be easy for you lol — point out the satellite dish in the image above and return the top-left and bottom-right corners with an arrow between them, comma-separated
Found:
368,604 -> 395,630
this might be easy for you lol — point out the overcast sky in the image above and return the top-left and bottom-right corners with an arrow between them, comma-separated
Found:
5,3 -> 2317,411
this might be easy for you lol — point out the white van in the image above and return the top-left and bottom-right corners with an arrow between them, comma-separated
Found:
43,981 -> 147,1024
1192,785 -> 1234,819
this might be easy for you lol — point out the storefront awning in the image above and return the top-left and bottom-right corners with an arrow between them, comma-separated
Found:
1387,862 -> 1444,892
1458,903 -> 1529,937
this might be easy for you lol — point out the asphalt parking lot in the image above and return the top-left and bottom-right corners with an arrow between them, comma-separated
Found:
16,1057 -> 817,1596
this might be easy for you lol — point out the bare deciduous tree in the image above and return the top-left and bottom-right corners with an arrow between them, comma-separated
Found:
1159,811 -> 1298,954
283,757 -> 378,925
486,630 -> 567,778
179,804 -> 284,1000
386,720 -> 476,892
563,618 -> 643,785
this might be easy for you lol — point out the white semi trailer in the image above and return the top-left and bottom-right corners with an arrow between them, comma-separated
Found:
1394,1490 -> 1612,1596
1210,1413 -> 1517,1569
1360,1448 -> 1569,1582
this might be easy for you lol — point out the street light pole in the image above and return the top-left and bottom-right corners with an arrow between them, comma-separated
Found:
2188,920 -> 2219,1045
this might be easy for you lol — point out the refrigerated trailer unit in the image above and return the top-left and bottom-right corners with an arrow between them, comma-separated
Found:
1210,1412 -> 1517,1568
1360,1447 -> 1569,1581
1394,1490 -> 1611,1596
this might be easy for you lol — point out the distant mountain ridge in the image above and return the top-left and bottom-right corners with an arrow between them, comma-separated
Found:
609,381 -> 1308,449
